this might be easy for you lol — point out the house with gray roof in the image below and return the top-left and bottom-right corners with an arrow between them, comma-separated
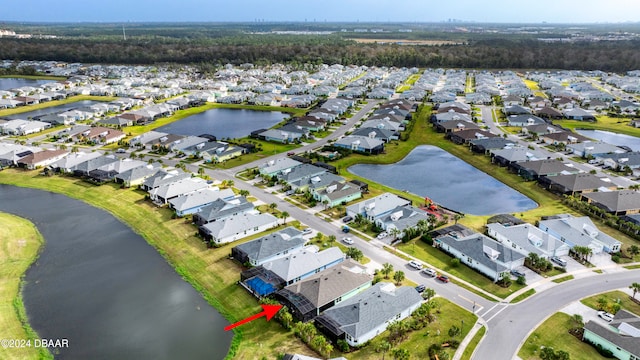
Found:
507,114 -> 546,127
504,105 -> 532,116
582,310 -> 640,360
538,214 -> 621,253
523,124 -> 563,136
596,152 -> 640,170
539,173 -> 617,196
149,177 -> 210,205
360,119 -> 403,132
129,131 -> 169,148
260,124 -> 309,143
313,181 -> 363,208
315,282 -> 422,346
491,147 -> 546,166
168,188 -> 236,216
51,151 -> 103,173
279,164 -> 327,184
198,212 -> 278,245
435,232 -> 526,282
563,107 -> 596,121
334,135 -> 384,154
534,106 -> 564,119
486,222 -> 570,259
275,259 -> 372,322
231,227 -> 306,266
346,193 -> 411,222
114,164 -> 161,187
375,205 -> 431,239
351,127 -> 397,143
435,120 -> 479,133
140,169 -> 191,191
192,197 -> 254,225
70,155 -> 120,177
470,138 -> 515,154
288,171 -> 343,192
541,131 -> 590,145
567,141 -> 627,158
259,157 -> 303,177
582,190 -> 640,215
511,159 -> 581,181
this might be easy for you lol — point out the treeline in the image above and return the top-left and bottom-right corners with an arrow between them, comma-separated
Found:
2,37 -> 640,71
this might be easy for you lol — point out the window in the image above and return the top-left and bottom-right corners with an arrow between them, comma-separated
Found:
395,313 -> 401,320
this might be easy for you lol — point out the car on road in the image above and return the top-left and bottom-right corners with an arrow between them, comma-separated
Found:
597,311 -> 614,322
408,260 -> 423,270
302,228 -> 312,235
422,268 -> 437,277
415,284 -> 426,293
377,232 -> 388,239
116,148 -> 126,153
551,256 -> 567,267
342,216 -> 353,223
287,152 -> 295,156
342,226 -> 350,233
342,237 -> 354,245
511,269 -> 526,278
436,275 -> 450,283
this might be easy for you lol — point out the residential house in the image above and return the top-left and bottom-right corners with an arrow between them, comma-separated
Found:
582,310 -> 640,360
313,181 -> 363,208
512,159 -> 581,181
541,131 -> 590,145
17,149 -> 69,169
72,126 -> 126,145
0,119 -> 51,135
507,114 -> 546,127
231,227 -> 306,266
334,135 -> 385,155
275,259 -> 372,322
470,138 -> 515,154
448,129 -> 498,145
288,171 -> 343,193
360,119 -> 403,132
240,247 -> 345,296
259,157 -> 303,178
279,164 -> 328,185
351,127 -> 397,143
192,197 -> 255,226
436,120 -> 479,133
435,232 -> 526,282
198,212 -> 279,245
538,173 -> 617,196
315,282 -> 422,346
259,125 -> 309,143
87,158 -> 147,183
486,222 -> 570,258
523,124 -> 563,137
50,151 -> 103,173
534,106 -> 564,119
374,205 -> 431,239
504,105 -> 532,116
70,155 -> 120,177
140,169 -> 191,192
168,188 -> 236,216
538,215 -> 622,253
490,147 -> 546,166
563,107 -> 596,121
567,142 -> 626,158
595,152 -> 640,171
346,193 -> 411,222
149,177 -> 210,205
114,164 -> 161,188
582,190 -> 640,215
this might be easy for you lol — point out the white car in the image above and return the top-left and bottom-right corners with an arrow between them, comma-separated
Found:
408,260 -> 423,270
302,228 -> 313,235
342,237 -> 354,245
422,268 -> 437,277
377,232 -> 388,239
598,311 -> 614,322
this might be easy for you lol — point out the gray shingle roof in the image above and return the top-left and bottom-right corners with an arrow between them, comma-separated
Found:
584,310 -> 640,357
545,173 -> 614,192
582,190 -> 640,213
263,247 -> 345,283
168,188 -> 235,212
194,197 -> 254,223
233,227 -> 305,264
436,233 -> 525,274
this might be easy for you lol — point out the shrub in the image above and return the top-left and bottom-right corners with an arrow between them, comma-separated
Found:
611,255 -> 621,263
450,258 -> 460,267
516,276 -> 526,286
336,339 -> 350,352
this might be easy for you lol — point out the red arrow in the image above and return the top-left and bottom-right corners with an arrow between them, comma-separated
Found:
224,304 -> 282,331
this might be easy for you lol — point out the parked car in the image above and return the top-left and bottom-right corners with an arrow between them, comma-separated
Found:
408,260 -> 423,270
342,216 -> 353,223
511,269 -> 526,278
377,232 -> 388,239
302,228 -> 312,235
415,284 -> 426,293
287,152 -> 295,156
342,237 -> 354,245
551,256 -> 567,267
342,226 -> 350,233
436,275 -> 450,283
597,311 -> 614,322
116,148 -> 126,153
422,268 -> 437,277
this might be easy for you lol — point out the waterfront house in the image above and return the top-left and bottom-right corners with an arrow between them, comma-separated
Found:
198,212 -> 278,245
538,214 -> 621,253
231,227 -> 306,266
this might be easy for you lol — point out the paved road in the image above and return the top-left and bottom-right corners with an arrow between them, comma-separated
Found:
474,269 -> 640,360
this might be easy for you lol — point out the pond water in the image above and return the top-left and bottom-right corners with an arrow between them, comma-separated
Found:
3,100 -> 101,120
0,77 -> 54,90
576,129 -> 640,152
348,145 -> 537,215
157,108 -> 287,139
0,185 -> 233,359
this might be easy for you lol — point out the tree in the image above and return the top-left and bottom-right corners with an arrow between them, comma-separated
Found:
391,348 -> 410,360
239,189 -> 250,197
393,270 -> 405,285
389,227 -> 401,239
269,202 -> 278,213
628,245 -> 640,258
571,314 -> 584,329
294,322 -> 317,344
327,235 -> 336,244
453,214 -> 462,224
280,211 -> 289,225
422,288 -> 436,302
346,247 -> 363,262
448,325 -> 461,338
630,282 -> 640,300
381,262 -> 394,279
375,340 -> 392,360
279,310 -> 293,330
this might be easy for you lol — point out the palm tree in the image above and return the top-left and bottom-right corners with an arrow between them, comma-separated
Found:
381,263 -> 394,279
628,245 -> 640,258
327,235 -> 336,244
392,348 -> 410,360
596,296 -> 608,311
239,189 -> 250,197
393,271 -> 405,285
280,211 -> 289,225
453,214 -> 462,224
269,202 -> 277,213
630,282 -> 640,300
375,340 -> 392,360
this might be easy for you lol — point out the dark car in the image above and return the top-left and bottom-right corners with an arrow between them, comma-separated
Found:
436,275 -> 450,283
415,284 -> 426,293
511,269 -> 526,278
342,216 -> 353,223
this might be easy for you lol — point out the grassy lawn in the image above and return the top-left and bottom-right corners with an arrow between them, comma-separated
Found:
343,297 -> 476,360
554,116 -> 640,138
0,95 -> 116,118
518,312 -> 602,360
460,325 -> 486,360
624,264 -> 640,270
397,239 -> 524,299
552,275 -> 575,283
523,79 -> 548,98
0,170 -> 314,359
511,289 -> 536,304
580,290 -> 640,315
0,213 -> 52,360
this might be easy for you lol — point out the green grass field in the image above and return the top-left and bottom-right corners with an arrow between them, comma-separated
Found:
518,312 -> 602,360
580,290 -> 640,315
555,115 -> 640,138
0,213 -> 52,360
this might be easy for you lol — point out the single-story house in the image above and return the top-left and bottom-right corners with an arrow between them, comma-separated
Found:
448,129 -> 498,145
149,177 -> 210,205
563,107 -> 596,121
192,197 -> 255,226
507,114 -> 546,127
114,164 -> 161,187
315,282 -> 422,346
595,152 -> 640,171
51,151 -> 103,173
538,173 -> 617,196
582,310 -> 640,360
313,181 -> 363,208
346,193 -> 411,222
534,106 -> 564,119
490,147 -> 546,166
511,159 -> 581,181
231,227 -> 306,266
435,232 -> 526,282
470,138 -> 515,154
375,205 -> 431,239
168,187 -> 236,216
259,157 -> 303,178
140,170 -> 191,192
567,142 -> 626,158
333,135 -> 384,155
538,215 -> 621,253
275,259 -> 372,322
17,149 -> 69,169
351,127 -> 397,143
486,222 -> 570,259
435,120 -> 480,133
541,131 -> 590,145
198,212 -> 279,245
582,190 -> 640,216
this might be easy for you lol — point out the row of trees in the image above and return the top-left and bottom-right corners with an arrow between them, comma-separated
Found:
3,37 -> 640,71
562,195 -> 640,241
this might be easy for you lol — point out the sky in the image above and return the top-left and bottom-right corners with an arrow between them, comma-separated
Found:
2,0 -> 640,24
